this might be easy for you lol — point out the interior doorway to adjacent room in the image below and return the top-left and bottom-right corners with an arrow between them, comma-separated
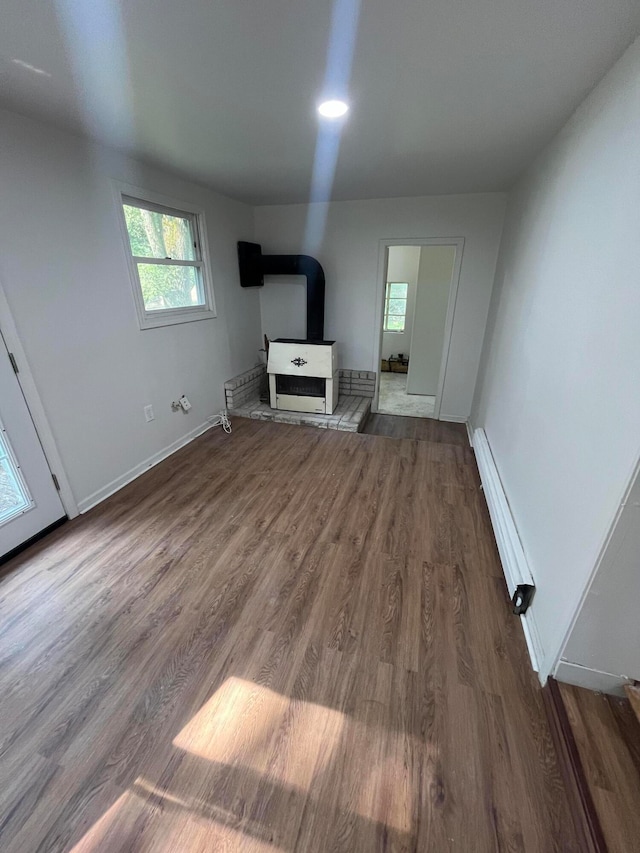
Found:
375,241 -> 460,419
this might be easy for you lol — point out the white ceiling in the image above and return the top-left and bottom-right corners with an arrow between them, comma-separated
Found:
1,0 -> 638,205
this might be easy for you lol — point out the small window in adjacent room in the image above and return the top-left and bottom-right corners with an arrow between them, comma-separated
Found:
383,282 -> 408,332
118,190 -> 216,329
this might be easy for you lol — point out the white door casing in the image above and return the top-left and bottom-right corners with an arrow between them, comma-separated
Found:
0,328 -> 66,557
406,245 -> 457,397
372,237 -> 464,419
0,279 -> 77,522
0,333 -> 65,557
0,329 -> 66,557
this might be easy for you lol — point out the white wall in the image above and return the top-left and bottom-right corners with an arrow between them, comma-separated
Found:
0,109 -> 261,511
471,37 -> 640,681
255,193 -> 506,421
406,246 -> 456,396
560,459 -> 640,692
381,246 -> 420,361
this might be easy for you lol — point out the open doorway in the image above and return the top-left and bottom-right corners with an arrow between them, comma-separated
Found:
375,240 -> 462,419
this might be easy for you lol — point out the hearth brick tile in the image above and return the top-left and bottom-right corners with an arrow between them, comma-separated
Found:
223,369 -> 369,433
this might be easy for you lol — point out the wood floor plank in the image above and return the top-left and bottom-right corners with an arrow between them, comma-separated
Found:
0,416 -> 580,851
560,682 -> 640,853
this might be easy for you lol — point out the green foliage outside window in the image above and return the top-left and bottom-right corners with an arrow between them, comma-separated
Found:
123,204 -> 204,311
384,282 -> 408,332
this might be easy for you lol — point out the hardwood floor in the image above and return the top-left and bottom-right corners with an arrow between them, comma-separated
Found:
363,412 -> 469,445
559,683 -> 640,853
0,417 -> 579,851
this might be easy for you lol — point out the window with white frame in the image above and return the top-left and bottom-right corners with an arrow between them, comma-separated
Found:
383,282 -> 408,332
119,192 -> 216,329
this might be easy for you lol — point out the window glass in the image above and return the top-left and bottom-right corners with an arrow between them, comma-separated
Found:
137,264 -> 204,312
123,204 -> 196,261
119,191 -> 215,328
0,433 -> 30,525
384,282 -> 408,332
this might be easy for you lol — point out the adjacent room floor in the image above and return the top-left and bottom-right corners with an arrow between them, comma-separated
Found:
559,682 -> 640,853
0,417 -> 581,851
378,372 -> 435,418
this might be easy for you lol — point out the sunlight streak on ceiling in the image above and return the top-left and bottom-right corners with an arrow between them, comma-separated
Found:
54,0 -> 134,148
304,0 -> 361,255
11,58 -> 52,77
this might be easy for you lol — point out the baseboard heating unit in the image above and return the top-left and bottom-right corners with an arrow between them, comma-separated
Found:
472,428 -> 542,672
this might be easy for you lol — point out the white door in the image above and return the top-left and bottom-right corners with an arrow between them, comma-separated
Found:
0,332 -> 65,558
406,245 -> 456,396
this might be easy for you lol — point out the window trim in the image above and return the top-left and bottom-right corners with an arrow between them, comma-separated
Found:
114,182 -> 217,330
383,281 -> 409,333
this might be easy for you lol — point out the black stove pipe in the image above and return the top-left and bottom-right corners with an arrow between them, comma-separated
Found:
237,241 -> 325,342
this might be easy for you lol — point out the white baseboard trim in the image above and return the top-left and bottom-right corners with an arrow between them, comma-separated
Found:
465,419 -> 474,447
472,427 -> 544,675
520,610 -> 544,678
439,413 -> 468,423
77,420 -> 215,514
554,660 -> 629,697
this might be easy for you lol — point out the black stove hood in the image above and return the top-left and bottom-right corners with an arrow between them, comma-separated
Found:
237,241 -> 325,342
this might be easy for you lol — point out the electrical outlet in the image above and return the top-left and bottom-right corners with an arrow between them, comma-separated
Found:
179,395 -> 192,412
144,404 -> 154,422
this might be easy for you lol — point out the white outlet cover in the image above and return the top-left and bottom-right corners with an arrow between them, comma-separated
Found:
144,405 -> 154,422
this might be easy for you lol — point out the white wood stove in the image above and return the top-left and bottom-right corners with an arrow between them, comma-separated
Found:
267,339 -> 339,414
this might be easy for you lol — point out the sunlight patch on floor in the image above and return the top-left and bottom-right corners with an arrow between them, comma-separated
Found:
173,677 -> 345,793
63,674 -> 430,850
68,792 -> 130,852
69,783 -> 285,852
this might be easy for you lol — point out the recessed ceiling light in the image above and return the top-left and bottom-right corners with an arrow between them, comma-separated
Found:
318,99 -> 349,118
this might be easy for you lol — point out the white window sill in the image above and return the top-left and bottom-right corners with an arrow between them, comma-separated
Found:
139,307 -> 216,330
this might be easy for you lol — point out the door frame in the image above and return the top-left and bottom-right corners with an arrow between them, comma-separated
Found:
0,281 -> 78,519
372,237 -> 465,419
